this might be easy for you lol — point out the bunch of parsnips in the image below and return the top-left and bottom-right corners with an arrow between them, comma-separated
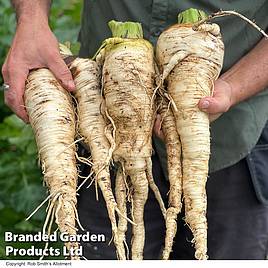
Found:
25,8 -> 266,260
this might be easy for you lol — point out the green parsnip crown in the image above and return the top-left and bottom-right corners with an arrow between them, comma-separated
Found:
178,8 -> 208,24
108,20 -> 144,39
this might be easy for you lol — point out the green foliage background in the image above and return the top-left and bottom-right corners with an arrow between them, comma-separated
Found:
0,0 -> 82,260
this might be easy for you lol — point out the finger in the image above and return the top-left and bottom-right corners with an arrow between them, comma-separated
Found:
2,62 -> 9,83
153,114 -> 165,141
5,69 -> 29,123
47,54 -> 75,92
198,96 -> 229,114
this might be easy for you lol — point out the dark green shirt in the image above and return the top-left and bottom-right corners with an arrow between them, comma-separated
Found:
79,0 -> 268,174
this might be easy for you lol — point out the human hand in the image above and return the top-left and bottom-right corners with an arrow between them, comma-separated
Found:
153,114 -> 165,141
1,20 -> 75,123
198,78 -> 234,122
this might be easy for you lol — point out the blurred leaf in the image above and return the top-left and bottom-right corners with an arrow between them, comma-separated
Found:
4,114 -> 25,129
14,220 -> 40,232
70,42 -> 81,55
0,208 -> 23,227
11,184 -> 46,216
0,201 -> 4,210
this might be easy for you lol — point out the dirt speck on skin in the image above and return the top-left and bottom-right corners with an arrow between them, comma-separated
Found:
70,66 -> 81,77
38,100 -> 50,105
48,79 -> 59,88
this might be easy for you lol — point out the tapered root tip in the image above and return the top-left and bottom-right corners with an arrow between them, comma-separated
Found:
195,250 -> 208,260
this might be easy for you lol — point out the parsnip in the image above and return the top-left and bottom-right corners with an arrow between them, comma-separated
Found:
68,56 -> 126,260
98,20 -> 166,260
157,96 -> 182,260
25,69 -> 79,259
156,8 -> 224,260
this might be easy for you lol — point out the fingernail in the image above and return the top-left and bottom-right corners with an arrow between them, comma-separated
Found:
67,80 -> 76,91
201,100 -> 209,109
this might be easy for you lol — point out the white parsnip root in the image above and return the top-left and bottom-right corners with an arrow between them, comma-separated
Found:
156,8 -> 224,260
67,56 -> 126,260
98,20 -> 166,260
25,69 -> 79,260
157,96 -> 182,260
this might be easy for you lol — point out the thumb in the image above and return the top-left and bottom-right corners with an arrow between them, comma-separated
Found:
47,56 -> 75,92
198,97 -> 229,114
5,68 -> 29,123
